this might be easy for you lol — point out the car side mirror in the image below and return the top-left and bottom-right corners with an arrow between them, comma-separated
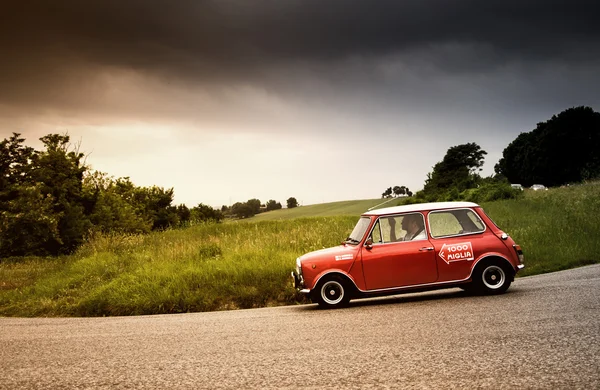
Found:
365,238 -> 373,249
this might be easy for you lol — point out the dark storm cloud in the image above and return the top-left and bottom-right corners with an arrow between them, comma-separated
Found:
2,0 -> 599,81
1,0 -> 599,125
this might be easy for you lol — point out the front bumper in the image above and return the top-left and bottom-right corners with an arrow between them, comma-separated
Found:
291,271 -> 303,289
291,271 -> 310,294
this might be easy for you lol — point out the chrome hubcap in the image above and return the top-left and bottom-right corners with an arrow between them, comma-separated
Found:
321,281 -> 344,305
483,265 -> 505,289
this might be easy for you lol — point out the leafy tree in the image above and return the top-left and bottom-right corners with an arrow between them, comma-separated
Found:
176,204 -> 191,224
422,142 -> 487,199
82,173 -> 151,234
286,197 -> 299,208
496,106 -> 600,186
0,184 -> 60,257
246,198 -> 262,215
231,202 -> 254,218
265,199 -> 282,211
191,203 -> 223,222
0,133 -> 34,195
139,187 -> 178,230
392,186 -> 410,197
381,187 -> 392,198
32,134 -> 91,254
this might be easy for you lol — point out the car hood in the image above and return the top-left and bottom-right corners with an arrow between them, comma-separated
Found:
299,245 -> 358,263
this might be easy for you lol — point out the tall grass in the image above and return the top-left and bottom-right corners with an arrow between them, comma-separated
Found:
482,181 -> 600,276
1,182 -> 598,317
0,217 -> 357,316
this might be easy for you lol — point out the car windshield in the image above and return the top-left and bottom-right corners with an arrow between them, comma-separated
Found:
346,217 -> 371,244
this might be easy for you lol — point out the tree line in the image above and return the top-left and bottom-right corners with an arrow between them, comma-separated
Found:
222,197 -> 298,219
0,132 -> 301,257
414,106 -> 599,203
0,133 -> 224,257
381,186 -> 413,198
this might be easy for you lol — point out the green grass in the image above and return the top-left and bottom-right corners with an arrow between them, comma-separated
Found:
481,182 -> 600,276
0,182 -> 598,317
0,217 -> 357,316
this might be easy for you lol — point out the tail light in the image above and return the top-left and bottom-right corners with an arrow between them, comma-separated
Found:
513,244 -> 524,265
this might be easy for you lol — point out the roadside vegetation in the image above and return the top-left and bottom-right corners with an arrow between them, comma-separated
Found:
1,181 -> 599,317
1,106 -> 598,316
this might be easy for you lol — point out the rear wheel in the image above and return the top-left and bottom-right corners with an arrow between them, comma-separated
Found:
473,260 -> 512,295
315,276 -> 352,308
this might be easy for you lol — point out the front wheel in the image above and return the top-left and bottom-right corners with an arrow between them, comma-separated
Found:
473,261 -> 512,295
315,276 -> 351,308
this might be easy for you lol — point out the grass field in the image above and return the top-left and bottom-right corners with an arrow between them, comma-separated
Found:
249,198 -> 396,221
1,182 -> 598,317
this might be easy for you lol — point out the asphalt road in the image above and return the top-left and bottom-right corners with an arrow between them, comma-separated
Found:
1,265 -> 599,389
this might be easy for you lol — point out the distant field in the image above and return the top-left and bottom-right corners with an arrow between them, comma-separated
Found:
249,198 -> 398,221
1,182 -> 598,317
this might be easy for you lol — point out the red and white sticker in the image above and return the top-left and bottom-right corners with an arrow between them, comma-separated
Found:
439,242 -> 474,264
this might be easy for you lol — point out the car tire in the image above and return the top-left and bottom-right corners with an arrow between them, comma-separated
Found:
315,276 -> 351,309
472,260 -> 512,295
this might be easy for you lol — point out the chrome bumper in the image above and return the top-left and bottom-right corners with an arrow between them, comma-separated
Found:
291,271 -> 310,294
291,271 -> 302,289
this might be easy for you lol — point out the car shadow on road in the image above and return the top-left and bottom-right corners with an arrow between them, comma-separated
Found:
294,287 -> 525,311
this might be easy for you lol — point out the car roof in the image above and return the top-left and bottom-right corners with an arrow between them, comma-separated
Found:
363,201 -> 481,216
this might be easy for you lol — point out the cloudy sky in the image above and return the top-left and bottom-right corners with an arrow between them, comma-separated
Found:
1,0 -> 599,207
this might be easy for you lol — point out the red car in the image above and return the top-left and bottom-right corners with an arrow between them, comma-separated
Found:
292,201 -> 524,308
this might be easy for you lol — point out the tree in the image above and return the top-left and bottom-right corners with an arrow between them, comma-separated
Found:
0,184 -> 61,257
32,134 -> 91,254
496,106 -> 600,186
392,185 -> 410,197
423,143 -> 487,197
286,197 -> 298,208
265,199 -> 282,211
381,187 -> 392,198
231,202 -> 254,218
191,203 -> 223,222
0,133 -> 34,195
176,204 -> 191,225
246,198 -> 262,215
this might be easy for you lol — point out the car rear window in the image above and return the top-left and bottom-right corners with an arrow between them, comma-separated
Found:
428,208 -> 485,238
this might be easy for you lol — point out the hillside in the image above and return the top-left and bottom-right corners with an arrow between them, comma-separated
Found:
249,198 -> 399,221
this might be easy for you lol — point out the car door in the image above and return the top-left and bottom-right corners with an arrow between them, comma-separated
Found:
427,208 -> 491,282
361,213 -> 438,290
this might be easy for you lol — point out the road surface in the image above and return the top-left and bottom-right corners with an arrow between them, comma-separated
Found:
2,265 -> 599,389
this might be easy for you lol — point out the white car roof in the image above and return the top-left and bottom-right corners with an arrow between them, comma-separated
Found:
363,201 -> 480,216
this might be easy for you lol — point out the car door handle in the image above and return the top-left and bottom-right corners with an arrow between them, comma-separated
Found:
419,247 -> 434,251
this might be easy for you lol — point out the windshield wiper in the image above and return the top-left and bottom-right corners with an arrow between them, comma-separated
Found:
344,237 -> 360,244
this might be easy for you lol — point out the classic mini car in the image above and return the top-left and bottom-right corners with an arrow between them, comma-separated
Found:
292,201 -> 524,308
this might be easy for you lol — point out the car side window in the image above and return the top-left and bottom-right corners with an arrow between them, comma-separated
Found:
429,209 -> 485,238
370,220 -> 383,244
370,214 -> 427,243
